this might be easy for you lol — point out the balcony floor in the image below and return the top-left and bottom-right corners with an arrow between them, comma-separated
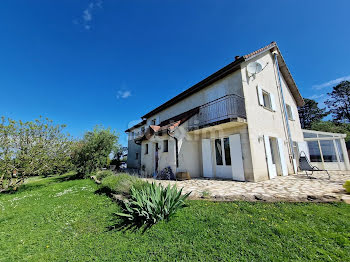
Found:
187,117 -> 247,134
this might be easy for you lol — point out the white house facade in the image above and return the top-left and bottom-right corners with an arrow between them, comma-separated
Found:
125,42 -> 350,181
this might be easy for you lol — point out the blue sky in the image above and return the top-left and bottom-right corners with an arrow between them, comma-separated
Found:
1,0 -> 349,145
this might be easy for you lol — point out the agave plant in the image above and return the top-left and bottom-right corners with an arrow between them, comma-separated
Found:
116,182 -> 191,226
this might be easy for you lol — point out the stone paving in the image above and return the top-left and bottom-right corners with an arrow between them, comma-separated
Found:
144,172 -> 350,203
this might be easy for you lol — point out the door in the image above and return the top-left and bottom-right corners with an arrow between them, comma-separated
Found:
277,138 -> 288,176
264,135 -> 277,179
214,137 -> 233,179
202,139 -> 213,178
229,134 -> 245,181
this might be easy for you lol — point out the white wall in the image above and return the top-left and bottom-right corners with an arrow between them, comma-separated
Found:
240,51 -> 304,181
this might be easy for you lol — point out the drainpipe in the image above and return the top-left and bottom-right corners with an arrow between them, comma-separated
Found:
167,129 -> 179,168
273,51 -> 297,173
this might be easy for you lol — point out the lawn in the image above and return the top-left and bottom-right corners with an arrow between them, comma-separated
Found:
0,174 -> 349,261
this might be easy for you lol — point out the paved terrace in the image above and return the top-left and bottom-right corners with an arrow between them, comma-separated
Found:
144,172 -> 350,203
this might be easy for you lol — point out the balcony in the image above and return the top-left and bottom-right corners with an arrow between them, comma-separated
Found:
187,94 -> 246,131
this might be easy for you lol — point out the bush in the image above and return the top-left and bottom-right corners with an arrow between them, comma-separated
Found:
343,180 -> 350,193
116,183 -> 191,226
101,173 -> 147,195
72,126 -> 119,178
95,170 -> 114,181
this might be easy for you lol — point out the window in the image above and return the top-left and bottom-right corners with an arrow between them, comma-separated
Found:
215,139 -> 223,165
145,144 -> 148,154
223,138 -> 231,166
135,152 -> 139,160
163,140 -> 168,152
307,141 -> 322,162
286,104 -> 294,120
141,126 -> 145,133
262,91 -> 272,109
215,137 -> 231,166
335,139 -> 344,162
303,132 -> 317,138
131,132 -> 135,139
320,140 -> 337,162
151,119 -> 156,125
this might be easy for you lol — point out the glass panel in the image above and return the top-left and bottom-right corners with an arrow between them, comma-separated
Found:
286,104 -> 293,119
224,138 -> 231,166
215,139 -> 223,165
335,139 -> 344,162
320,140 -> 337,162
269,138 -> 276,164
318,134 -> 333,137
307,141 -> 322,162
303,132 -> 317,138
263,92 -> 271,109
163,140 -> 168,152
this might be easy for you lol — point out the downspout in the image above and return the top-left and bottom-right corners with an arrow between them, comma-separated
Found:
273,51 -> 297,173
167,129 -> 179,168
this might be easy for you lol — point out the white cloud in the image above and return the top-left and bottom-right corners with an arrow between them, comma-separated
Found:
116,90 -> 132,99
312,75 -> 350,90
308,94 -> 325,100
83,9 -> 92,22
75,1 -> 103,30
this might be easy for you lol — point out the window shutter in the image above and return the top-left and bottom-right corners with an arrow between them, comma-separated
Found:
270,93 -> 276,111
257,85 -> 264,106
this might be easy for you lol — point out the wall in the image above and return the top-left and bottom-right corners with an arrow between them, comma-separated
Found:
198,123 -> 254,181
147,70 -> 244,123
240,51 -> 304,181
126,136 -> 141,169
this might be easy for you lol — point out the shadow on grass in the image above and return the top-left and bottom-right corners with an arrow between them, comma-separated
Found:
94,186 -> 114,197
1,171 -> 80,195
94,187 -> 153,233
107,212 -> 154,234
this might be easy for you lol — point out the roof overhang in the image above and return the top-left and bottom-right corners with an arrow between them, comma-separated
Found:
244,42 -> 304,107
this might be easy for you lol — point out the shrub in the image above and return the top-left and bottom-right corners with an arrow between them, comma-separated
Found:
95,170 -> 114,181
101,173 -> 147,195
72,126 -> 119,178
116,183 -> 191,226
343,180 -> 350,193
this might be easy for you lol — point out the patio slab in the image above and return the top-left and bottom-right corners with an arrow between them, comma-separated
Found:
143,172 -> 350,203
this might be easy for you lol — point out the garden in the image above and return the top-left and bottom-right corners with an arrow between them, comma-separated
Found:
1,116 -> 350,261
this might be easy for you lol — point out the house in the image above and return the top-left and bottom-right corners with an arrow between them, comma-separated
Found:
125,42 -> 350,181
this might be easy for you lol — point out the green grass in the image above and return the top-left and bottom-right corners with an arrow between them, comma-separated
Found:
0,175 -> 349,261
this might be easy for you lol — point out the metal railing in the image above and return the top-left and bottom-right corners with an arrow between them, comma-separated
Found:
188,94 -> 246,130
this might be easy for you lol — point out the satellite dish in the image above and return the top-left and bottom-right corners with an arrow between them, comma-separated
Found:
247,60 -> 263,75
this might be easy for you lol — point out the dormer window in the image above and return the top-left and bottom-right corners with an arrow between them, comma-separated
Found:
151,119 -> 156,125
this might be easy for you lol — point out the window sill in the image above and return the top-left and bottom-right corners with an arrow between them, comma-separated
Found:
261,105 -> 275,112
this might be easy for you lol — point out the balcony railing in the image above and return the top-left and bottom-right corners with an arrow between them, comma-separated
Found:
187,94 -> 246,130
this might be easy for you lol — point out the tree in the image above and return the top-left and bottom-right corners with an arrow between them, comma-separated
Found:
72,126 -> 119,178
298,98 -> 329,129
311,121 -> 350,142
325,80 -> 350,123
0,116 -> 73,191
110,146 -> 126,169
0,117 -> 18,190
